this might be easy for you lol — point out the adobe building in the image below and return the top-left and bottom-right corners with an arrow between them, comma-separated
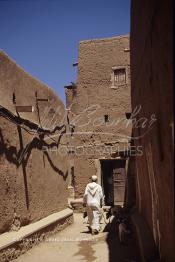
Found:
0,51 -> 70,235
65,35 -> 132,208
129,0 -> 174,261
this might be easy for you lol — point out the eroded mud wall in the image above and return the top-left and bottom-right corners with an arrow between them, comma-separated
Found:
131,0 -> 174,260
65,36 -> 131,198
0,52 -> 68,233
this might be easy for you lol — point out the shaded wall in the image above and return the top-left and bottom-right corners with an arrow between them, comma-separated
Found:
130,0 -> 174,260
0,52 -> 68,233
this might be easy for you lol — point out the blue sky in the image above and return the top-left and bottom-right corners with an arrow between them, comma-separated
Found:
0,0 -> 130,103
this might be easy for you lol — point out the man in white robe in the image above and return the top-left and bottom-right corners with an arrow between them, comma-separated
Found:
83,175 -> 104,234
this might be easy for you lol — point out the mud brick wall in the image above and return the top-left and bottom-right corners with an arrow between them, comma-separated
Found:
65,36 -> 131,198
130,0 -> 174,260
0,51 -> 68,233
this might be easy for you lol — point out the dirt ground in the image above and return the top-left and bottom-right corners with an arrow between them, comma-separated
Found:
13,213 -> 140,262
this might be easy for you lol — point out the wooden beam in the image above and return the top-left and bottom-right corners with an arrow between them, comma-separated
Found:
15,106 -> 34,112
36,98 -> 49,102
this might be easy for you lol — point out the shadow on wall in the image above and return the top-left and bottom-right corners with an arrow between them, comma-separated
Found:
124,155 -> 136,211
0,124 -> 68,210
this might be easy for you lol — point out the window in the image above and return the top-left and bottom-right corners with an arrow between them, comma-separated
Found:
104,115 -> 109,123
125,112 -> 131,119
71,167 -> 75,187
114,68 -> 126,85
111,66 -> 127,88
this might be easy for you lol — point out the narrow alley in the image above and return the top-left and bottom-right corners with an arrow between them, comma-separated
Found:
0,1 -> 174,262
13,213 -> 140,262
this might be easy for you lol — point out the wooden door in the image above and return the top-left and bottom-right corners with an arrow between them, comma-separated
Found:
113,161 -> 126,205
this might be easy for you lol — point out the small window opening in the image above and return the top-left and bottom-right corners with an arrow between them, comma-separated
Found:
104,115 -> 109,123
71,167 -> 75,187
114,68 -> 126,85
125,112 -> 131,119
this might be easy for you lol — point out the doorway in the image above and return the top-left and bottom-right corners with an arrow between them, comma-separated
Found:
101,159 -> 126,206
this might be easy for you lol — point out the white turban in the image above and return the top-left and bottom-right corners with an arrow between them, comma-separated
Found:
91,175 -> 98,182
